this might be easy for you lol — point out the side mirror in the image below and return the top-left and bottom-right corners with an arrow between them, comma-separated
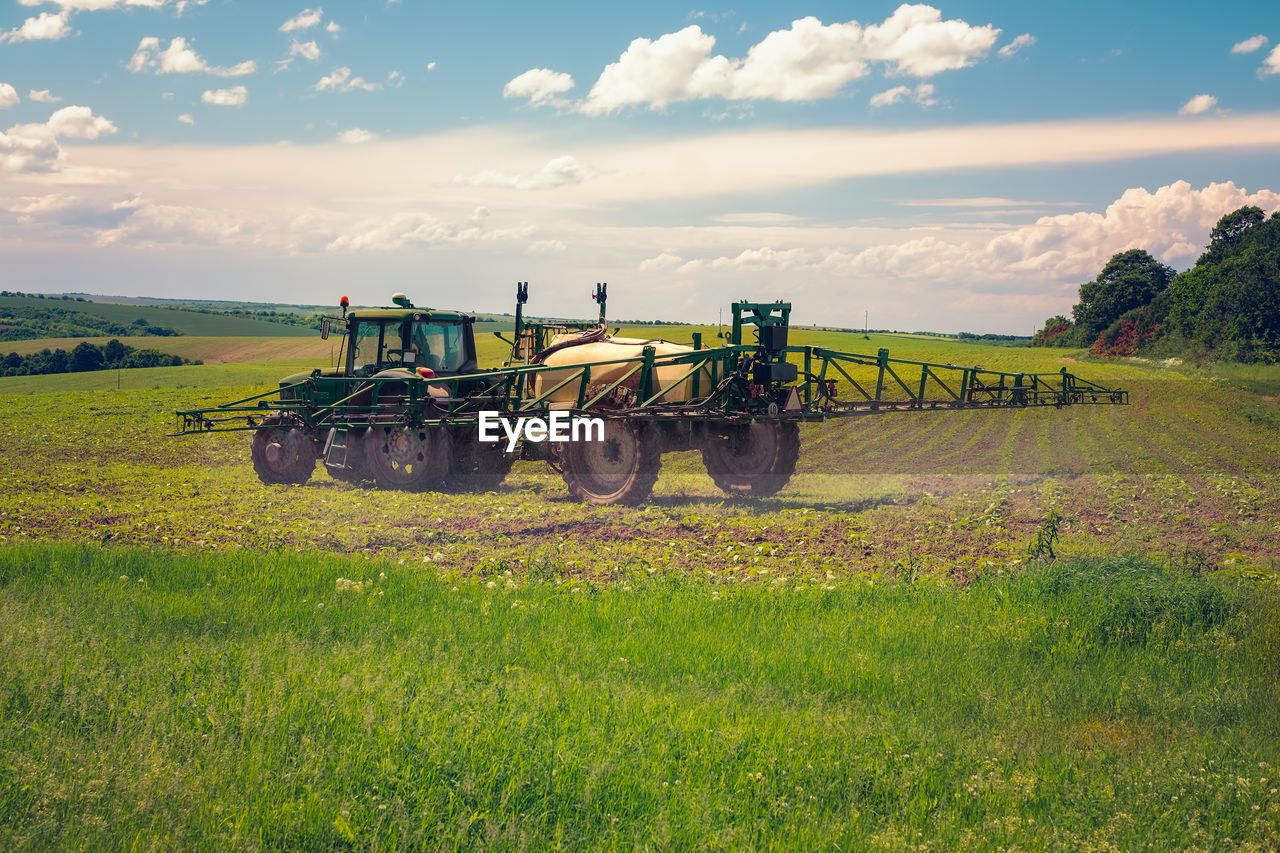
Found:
320,318 -> 331,340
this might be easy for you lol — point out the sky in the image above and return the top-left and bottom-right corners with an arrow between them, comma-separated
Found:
1,1 -> 1278,334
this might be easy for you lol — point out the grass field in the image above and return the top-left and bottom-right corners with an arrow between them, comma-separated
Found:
1,325 -> 1277,849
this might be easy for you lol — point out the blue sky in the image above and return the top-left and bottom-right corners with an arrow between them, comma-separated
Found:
2,1 -> 1278,333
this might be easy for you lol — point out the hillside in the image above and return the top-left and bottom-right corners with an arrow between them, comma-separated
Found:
0,294 -> 317,339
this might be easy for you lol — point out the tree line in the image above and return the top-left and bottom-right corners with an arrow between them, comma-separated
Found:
1,339 -> 198,377
0,304 -> 181,342
1032,206 -> 1279,362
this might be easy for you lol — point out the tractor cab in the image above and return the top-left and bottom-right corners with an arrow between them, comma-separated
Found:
343,294 -> 477,378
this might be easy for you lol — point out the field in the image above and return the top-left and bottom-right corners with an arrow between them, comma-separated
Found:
1,324 -> 1278,849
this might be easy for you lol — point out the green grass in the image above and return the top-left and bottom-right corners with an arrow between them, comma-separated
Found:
0,543 -> 1276,850
2,328 -> 1278,847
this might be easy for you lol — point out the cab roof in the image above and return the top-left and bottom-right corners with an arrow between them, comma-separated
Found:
348,308 -> 472,323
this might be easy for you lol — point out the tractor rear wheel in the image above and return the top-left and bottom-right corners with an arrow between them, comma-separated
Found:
362,425 -> 450,491
560,418 -> 661,505
251,417 -> 317,485
701,420 -> 799,497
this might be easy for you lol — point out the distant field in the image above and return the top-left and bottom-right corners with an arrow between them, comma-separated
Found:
0,294 -> 315,337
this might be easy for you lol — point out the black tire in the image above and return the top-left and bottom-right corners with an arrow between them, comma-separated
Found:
250,416 -> 317,485
362,425 -> 451,491
448,429 -> 514,491
701,420 -> 799,497
560,418 -> 661,505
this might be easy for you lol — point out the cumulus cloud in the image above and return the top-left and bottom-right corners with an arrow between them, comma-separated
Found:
321,206 -> 534,252
1179,94 -> 1217,115
314,67 -> 379,92
1231,35 -> 1268,54
128,36 -> 256,76
280,8 -> 323,32
451,155 -> 591,190
1,10 -> 71,43
998,33 -> 1035,59
1263,45 -> 1280,77
0,84 -> 18,109
290,39 -> 320,60
177,113 -> 194,125
667,181 -> 1280,286
870,82 -> 936,107
29,89 -> 62,103
337,127 -> 374,144
0,105 -> 117,173
502,68 -> 575,106
326,20 -> 340,36
508,6 -> 1000,114
201,86 -> 247,106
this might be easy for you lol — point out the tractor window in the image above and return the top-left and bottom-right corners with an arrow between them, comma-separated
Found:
409,321 -> 466,372
350,321 -> 387,375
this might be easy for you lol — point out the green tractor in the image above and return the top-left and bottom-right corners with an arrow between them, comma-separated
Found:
251,292 -> 510,492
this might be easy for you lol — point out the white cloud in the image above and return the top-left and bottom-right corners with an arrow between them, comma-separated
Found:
426,61 -> 437,71
128,36 -> 256,76
1178,94 -> 1217,115
638,252 -> 684,271
1,11 -> 71,43
998,33 -> 1036,59
502,68 -> 575,105
870,82 -> 935,108
0,105 -> 117,173
673,181 -> 1280,285
337,127 -> 375,144
314,67 -> 379,92
289,39 -> 320,61
0,84 -> 18,109
321,207 -> 534,252
1263,45 -> 1280,77
177,113 -> 194,125
280,8 -> 323,32
326,20 -> 340,36
527,239 -> 566,254
29,89 -> 62,103
19,0 -> 169,8
201,85 -> 247,107
451,155 -> 591,190
513,6 -> 999,114
1231,35 -> 1268,54
387,70 -> 404,87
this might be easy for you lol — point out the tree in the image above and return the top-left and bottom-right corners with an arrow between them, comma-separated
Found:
69,342 -> 105,372
1198,205 -> 1265,267
1071,249 -> 1175,343
103,338 -> 127,366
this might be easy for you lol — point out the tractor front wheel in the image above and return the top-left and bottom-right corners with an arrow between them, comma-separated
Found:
560,418 -> 661,505
701,420 -> 799,497
362,425 -> 450,491
250,417 -> 317,485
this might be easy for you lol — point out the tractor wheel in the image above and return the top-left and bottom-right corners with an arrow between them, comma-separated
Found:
448,430 -> 514,491
250,417 -> 317,485
324,428 -> 372,484
560,418 -> 661,505
362,425 -> 451,491
701,420 -> 799,497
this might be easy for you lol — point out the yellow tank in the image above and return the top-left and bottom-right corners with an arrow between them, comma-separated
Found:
533,333 -> 716,407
